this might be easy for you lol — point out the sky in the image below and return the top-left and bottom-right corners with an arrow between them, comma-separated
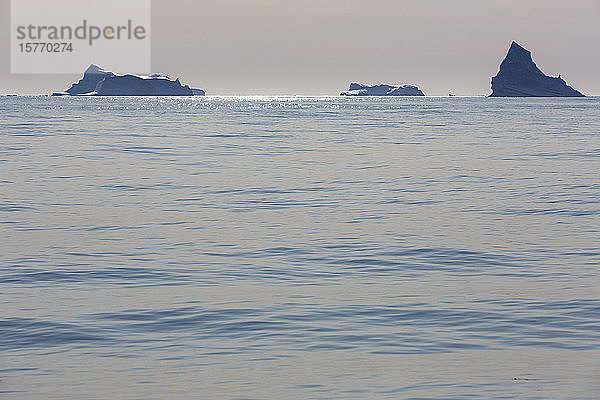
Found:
1,0 -> 599,95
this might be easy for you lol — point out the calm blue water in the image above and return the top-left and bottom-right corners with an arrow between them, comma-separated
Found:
1,96 -> 599,399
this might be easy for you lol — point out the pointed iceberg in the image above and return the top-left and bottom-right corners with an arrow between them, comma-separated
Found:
490,42 -> 584,97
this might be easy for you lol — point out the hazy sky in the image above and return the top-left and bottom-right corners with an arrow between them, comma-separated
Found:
1,0 -> 599,95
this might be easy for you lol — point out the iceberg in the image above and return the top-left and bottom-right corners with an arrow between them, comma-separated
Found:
341,83 -> 424,96
490,42 -> 584,97
53,65 -> 205,96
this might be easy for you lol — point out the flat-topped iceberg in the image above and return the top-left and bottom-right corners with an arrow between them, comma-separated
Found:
341,82 -> 424,96
53,64 -> 205,96
490,42 -> 584,97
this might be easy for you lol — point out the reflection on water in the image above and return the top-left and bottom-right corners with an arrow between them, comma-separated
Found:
1,96 -> 599,399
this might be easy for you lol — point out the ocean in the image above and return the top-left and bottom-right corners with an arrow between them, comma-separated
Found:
1,96 -> 599,399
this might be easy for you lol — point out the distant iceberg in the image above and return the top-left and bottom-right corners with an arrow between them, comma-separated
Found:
52,65 -> 205,96
490,42 -> 584,97
341,83 -> 424,96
